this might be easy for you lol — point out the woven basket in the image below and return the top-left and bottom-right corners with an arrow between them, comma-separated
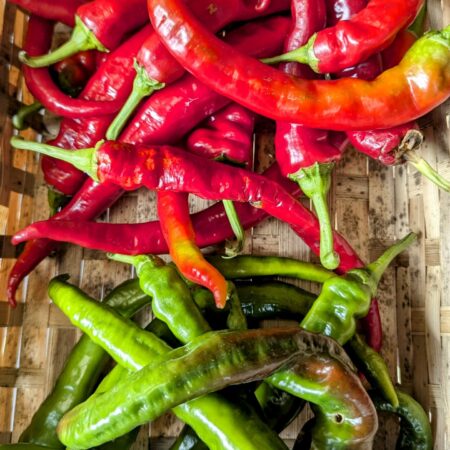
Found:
0,0 -> 449,448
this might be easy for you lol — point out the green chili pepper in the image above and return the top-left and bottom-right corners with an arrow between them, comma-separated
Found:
49,276 -> 289,450
170,426 -> 208,450
346,333 -> 399,407
19,278 -> 149,448
192,281 -> 316,323
109,254 -> 211,342
57,327 -> 365,449
371,390 -> 432,450
206,254 -> 334,283
301,233 -> 417,344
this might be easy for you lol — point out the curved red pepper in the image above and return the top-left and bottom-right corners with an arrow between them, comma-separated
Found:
266,0 -> 424,73
19,0 -> 149,68
8,0 -> 87,27
42,26 -> 151,194
22,17 -> 124,119
158,192 -> 228,308
147,0 -> 449,131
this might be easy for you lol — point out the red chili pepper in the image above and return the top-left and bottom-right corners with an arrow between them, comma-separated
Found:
6,16 -> 289,305
157,192 -> 228,308
41,26 -> 151,195
106,0 -> 289,140
274,0 -> 345,270
19,0 -> 149,68
187,104 -> 255,165
147,0 -> 449,131
8,0 -> 87,27
22,16 -> 127,119
263,0 -> 424,73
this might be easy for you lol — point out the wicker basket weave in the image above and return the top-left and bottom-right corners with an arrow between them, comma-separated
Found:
0,0 -> 449,448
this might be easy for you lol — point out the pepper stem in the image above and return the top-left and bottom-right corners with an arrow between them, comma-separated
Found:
12,101 -> 42,130
261,34 -> 318,71
223,200 -> 245,258
106,61 -> 165,140
366,232 -> 417,287
19,16 -> 107,68
10,136 -> 99,181
292,163 -> 340,270
397,130 -> 450,192
107,253 -> 164,274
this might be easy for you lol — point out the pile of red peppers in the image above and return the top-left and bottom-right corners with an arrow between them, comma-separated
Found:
4,0 -> 450,447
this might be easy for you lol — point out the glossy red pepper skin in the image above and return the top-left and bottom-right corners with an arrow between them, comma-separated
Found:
157,192 -> 228,307
6,16 -> 289,305
325,0 -> 366,25
42,26 -> 151,194
147,0 -> 449,131
8,0 -> 87,26
187,104 -> 255,164
77,0 -> 148,50
135,0 -> 290,85
22,17 -> 126,120
310,0 -> 424,72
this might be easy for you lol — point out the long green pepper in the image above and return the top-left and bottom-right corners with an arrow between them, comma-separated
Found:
49,276 -> 288,450
18,278 -> 149,449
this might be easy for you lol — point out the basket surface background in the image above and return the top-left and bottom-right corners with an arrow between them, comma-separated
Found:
0,0 -> 449,448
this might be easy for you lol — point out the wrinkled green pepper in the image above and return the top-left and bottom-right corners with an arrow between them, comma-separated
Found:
57,327 -> 371,450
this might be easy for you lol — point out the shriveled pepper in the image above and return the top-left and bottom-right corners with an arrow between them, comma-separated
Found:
147,0 -> 450,131
19,0 -> 149,67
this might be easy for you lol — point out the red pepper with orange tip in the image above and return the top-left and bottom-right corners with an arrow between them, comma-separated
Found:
19,0 -> 149,68
22,16 -> 124,119
8,0 -> 87,27
263,0 -> 424,73
147,0 -> 450,131
157,192 -> 228,308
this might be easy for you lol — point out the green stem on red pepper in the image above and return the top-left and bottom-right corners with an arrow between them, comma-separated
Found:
106,60 -> 165,140
19,16 -> 107,68
291,162 -> 339,269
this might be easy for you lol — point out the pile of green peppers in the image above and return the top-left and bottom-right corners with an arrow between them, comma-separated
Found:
1,232 -> 432,450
